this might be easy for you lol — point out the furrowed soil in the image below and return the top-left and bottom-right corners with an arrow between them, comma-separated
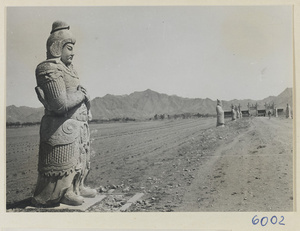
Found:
6,116 -> 293,212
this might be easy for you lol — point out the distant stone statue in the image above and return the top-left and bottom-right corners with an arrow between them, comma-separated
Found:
32,21 -> 96,207
235,105 -> 240,119
286,104 -> 291,118
231,105 -> 236,121
216,99 -> 225,127
238,105 -> 242,118
274,107 -> 278,117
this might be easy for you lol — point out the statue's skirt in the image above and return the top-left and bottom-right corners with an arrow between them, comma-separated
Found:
32,115 -> 90,206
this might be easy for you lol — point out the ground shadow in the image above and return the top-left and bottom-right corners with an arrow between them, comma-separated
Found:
6,198 -> 81,212
6,197 -> 33,209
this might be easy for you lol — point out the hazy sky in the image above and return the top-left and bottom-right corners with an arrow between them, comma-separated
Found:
6,6 -> 293,108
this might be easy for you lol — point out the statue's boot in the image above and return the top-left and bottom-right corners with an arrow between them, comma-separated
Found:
79,169 -> 97,198
61,189 -> 84,206
80,185 -> 97,198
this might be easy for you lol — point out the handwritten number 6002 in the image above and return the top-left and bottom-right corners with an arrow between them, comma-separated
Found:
252,215 -> 285,226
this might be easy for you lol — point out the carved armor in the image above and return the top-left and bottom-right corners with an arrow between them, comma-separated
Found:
35,59 -> 88,176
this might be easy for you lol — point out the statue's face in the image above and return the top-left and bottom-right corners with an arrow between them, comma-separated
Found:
61,43 -> 74,66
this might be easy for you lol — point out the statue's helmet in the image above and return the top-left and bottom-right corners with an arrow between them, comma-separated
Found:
217,99 -> 222,106
46,21 -> 76,59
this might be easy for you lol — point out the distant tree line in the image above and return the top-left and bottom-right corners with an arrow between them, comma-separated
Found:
6,121 -> 41,128
7,117 -> 137,127
151,113 -> 215,120
90,117 -> 136,124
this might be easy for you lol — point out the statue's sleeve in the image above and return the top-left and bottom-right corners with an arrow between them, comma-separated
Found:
36,63 -> 85,114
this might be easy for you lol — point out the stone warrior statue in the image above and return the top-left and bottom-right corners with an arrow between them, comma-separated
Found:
231,104 -> 236,121
274,107 -> 278,117
238,104 -> 242,118
216,99 -> 225,127
286,103 -> 292,119
32,21 -> 97,207
235,105 -> 240,119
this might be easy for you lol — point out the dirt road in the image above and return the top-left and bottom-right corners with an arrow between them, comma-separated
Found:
88,116 -> 293,212
176,117 -> 293,211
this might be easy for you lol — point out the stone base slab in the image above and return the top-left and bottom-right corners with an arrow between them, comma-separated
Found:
26,194 -> 106,211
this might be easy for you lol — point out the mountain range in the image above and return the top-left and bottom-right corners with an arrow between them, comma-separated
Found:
6,88 -> 293,123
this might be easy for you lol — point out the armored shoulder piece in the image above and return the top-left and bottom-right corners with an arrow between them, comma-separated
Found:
35,59 -> 85,114
36,59 -> 62,83
36,59 -> 60,74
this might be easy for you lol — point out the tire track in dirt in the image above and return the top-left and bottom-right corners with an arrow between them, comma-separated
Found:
176,124 -> 252,211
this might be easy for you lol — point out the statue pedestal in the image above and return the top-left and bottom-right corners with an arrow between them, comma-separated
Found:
26,194 -> 106,211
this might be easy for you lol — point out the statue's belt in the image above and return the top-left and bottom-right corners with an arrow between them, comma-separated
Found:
44,107 -> 88,122
40,115 -> 88,146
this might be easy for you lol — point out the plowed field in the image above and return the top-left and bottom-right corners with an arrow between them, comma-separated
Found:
6,116 -> 293,212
